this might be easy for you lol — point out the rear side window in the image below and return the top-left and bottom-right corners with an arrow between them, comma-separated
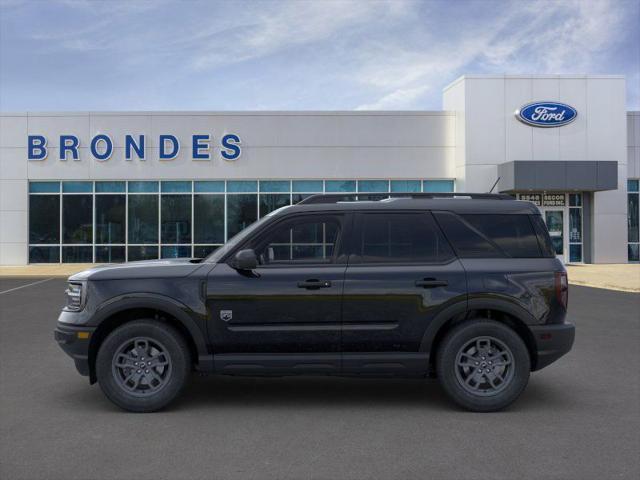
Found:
461,214 -> 542,258
433,212 -> 503,258
530,214 -> 556,258
435,212 -> 544,258
356,212 -> 454,263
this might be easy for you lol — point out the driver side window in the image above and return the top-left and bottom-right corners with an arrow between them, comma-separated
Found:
253,216 -> 342,265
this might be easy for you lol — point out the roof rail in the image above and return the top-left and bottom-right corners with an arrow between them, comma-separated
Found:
297,192 -> 514,205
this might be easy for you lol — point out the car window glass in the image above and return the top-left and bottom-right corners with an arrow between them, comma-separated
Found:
358,213 -> 454,263
254,216 -> 341,265
434,212 -> 504,258
461,214 -> 542,258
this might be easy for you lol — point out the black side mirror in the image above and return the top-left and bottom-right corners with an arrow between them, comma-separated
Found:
232,249 -> 258,271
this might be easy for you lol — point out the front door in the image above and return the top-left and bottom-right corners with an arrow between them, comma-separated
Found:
340,211 -> 467,374
206,213 -> 349,373
544,210 -> 565,263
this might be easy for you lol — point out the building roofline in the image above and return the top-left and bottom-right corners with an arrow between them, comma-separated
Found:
443,74 -> 626,92
0,110 -> 455,117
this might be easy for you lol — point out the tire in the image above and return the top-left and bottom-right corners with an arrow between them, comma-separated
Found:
96,320 -> 191,412
436,319 -> 530,412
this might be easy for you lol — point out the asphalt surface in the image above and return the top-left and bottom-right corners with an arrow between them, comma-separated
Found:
0,277 -> 638,480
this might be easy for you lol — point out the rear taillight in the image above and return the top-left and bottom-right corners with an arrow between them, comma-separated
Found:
555,271 -> 568,310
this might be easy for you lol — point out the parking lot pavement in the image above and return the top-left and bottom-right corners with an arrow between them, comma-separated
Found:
1,279 -> 638,480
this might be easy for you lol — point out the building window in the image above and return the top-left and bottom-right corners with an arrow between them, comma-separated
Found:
27,178 -> 455,263
629,179 -> 639,262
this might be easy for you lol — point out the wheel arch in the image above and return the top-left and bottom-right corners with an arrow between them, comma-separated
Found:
421,297 -> 539,373
87,295 -> 210,383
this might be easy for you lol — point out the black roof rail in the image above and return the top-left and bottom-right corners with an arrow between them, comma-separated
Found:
297,192 -> 514,205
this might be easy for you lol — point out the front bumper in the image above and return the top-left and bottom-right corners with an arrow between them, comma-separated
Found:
54,323 -> 96,377
529,322 -> 575,371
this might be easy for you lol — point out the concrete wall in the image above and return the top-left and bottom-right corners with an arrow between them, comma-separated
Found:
443,75 -> 629,263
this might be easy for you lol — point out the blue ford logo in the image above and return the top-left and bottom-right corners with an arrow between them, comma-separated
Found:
515,102 -> 577,127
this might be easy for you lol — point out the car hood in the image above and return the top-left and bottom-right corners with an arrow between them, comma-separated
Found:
68,258 -> 208,281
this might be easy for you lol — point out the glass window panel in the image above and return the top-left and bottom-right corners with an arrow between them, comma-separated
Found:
128,195 -> 158,244
569,193 -> 582,207
62,246 -> 92,263
128,245 -> 158,261
29,246 -> 59,263
95,181 -> 125,193
227,194 -> 257,238
227,181 -> 257,192
194,245 -> 219,258
194,181 -> 225,193
254,217 -> 341,264
260,193 -> 290,217
29,182 -> 60,193
194,195 -> 224,243
434,212 -> 503,258
62,195 -> 92,244
569,244 -> 582,263
569,208 -> 582,243
628,193 -> 639,243
161,195 -> 192,244
628,243 -> 639,262
161,246 -> 191,258
292,180 -> 323,192
95,195 -> 125,244
29,195 -> 60,243
95,246 -> 125,263
62,181 -> 92,193
359,213 -> 454,263
358,180 -> 388,193
390,180 -> 421,192
260,181 -> 290,192
461,215 -> 542,258
325,180 -> 356,192
423,180 -> 454,193
128,181 -> 159,193
161,181 -> 192,193
628,179 -> 639,192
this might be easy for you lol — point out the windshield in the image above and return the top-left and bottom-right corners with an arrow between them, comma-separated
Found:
203,206 -> 291,263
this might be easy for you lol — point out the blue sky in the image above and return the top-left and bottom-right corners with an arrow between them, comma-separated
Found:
1,0 -> 638,111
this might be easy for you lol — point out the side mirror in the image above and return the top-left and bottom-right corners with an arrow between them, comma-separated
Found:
232,249 -> 258,271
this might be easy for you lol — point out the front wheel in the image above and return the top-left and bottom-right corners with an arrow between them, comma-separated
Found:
96,320 -> 191,412
436,319 -> 530,412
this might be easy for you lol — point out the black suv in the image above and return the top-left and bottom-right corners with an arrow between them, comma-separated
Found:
55,193 -> 574,412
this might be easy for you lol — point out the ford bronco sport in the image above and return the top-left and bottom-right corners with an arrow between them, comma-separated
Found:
55,193 -> 575,412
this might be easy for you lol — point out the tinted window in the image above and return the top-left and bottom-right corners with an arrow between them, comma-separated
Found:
63,195 -> 92,244
95,195 -> 125,244
128,195 -> 158,244
530,214 -> 556,258
161,195 -> 191,244
461,214 -> 541,258
357,213 -> 454,263
434,212 -> 503,258
253,216 -> 341,265
29,195 -> 59,244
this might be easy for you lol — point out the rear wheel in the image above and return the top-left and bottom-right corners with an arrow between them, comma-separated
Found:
96,320 -> 190,412
436,319 -> 530,412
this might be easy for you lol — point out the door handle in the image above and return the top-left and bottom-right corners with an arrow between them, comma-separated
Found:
415,278 -> 448,288
297,279 -> 332,289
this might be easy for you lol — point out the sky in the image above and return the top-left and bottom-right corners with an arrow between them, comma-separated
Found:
0,0 -> 638,111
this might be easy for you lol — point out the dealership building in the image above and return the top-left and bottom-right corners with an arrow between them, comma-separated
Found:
0,74 -> 638,265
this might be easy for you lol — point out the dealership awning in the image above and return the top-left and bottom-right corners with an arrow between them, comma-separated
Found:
497,161 -> 618,193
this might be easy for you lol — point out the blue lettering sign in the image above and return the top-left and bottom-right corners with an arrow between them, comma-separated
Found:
159,134 -> 179,160
221,134 -> 241,160
90,134 -> 113,161
125,135 -> 145,160
192,134 -> 210,160
28,135 -> 47,160
60,135 -> 79,160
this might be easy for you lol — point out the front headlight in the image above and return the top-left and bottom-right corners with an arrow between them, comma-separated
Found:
64,282 -> 85,311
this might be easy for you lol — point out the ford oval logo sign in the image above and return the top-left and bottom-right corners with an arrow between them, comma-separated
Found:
515,102 -> 577,127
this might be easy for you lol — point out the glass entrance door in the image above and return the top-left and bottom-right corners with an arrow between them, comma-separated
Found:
545,210 -> 565,262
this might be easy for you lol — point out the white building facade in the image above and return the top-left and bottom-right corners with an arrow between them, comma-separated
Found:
1,75 -> 638,265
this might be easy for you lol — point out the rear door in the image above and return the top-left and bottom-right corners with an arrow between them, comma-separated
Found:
341,211 -> 467,374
